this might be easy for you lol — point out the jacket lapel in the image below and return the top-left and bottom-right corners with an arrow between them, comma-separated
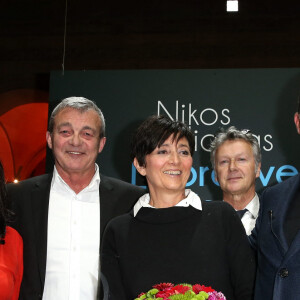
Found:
31,174 -> 52,288
283,230 -> 300,263
98,175 -> 114,300
271,174 -> 300,255
99,175 -> 114,239
280,174 -> 300,261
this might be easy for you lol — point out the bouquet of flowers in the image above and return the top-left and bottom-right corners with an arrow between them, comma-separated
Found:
134,283 -> 226,300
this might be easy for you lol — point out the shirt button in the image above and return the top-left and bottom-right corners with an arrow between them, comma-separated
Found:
279,268 -> 289,278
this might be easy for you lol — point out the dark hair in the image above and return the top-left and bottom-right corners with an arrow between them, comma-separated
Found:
297,97 -> 300,114
48,96 -> 106,138
0,161 -> 12,244
130,115 -> 195,167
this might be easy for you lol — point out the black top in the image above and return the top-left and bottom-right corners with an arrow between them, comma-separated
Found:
101,200 -> 256,300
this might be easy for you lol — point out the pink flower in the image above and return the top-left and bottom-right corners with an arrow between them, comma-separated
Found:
208,291 -> 226,300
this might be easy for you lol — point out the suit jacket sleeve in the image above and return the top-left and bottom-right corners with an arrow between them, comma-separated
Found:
99,174 -> 145,240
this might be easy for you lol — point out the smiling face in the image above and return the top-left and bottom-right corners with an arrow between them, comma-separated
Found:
46,107 -> 106,180
215,139 -> 260,200
134,135 -> 193,204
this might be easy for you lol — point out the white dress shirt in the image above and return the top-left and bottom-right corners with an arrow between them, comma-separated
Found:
43,165 -> 100,300
239,193 -> 260,236
133,189 -> 202,216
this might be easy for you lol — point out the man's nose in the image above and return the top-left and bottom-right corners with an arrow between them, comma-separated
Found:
229,159 -> 237,170
69,134 -> 82,146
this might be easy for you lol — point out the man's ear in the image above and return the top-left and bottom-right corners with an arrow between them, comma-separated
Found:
46,131 -> 53,149
214,168 -> 219,183
294,112 -> 300,134
133,157 -> 146,176
98,137 -> 106,153
255,162 -> 261,178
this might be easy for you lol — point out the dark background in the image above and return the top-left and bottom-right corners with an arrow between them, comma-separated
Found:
49,69 -> 300,200
2,0 -> 300,94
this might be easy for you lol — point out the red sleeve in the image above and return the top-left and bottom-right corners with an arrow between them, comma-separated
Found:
8,227 -> 24,300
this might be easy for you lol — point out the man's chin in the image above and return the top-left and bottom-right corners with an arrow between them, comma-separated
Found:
225,185 -> 244,195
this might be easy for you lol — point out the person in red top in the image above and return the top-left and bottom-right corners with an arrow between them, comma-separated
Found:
0,161 -> 23,300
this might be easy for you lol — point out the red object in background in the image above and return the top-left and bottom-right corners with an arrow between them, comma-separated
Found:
0,89 -> 49,182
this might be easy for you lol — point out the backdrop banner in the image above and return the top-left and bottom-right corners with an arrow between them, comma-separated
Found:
49,69 -> 300,200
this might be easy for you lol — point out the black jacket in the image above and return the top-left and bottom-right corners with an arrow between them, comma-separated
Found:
7,173 -> 145,300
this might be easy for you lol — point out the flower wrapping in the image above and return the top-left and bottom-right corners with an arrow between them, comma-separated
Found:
134,283 -> 226,300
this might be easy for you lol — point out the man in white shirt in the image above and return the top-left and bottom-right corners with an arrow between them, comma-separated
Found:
8,97 -> 145,300
210,126 -> 261,235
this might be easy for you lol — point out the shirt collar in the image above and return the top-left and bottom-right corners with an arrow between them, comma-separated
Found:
133,189 -> 202,217
52,164 -> 100,197
243,193 -> 259,218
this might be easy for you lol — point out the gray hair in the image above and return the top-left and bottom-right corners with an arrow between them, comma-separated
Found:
210,126 -> 261,172
48,97 -> 106,138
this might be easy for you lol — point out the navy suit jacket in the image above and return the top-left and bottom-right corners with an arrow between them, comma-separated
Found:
250,174 -> 300,300
7,173 -> 145,300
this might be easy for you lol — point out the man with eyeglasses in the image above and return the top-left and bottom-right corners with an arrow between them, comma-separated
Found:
249,100 -> 300,300
210,126 -> 261,235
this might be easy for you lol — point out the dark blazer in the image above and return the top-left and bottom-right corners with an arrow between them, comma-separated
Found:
249,174 -> 300,300
7,173 -> 145,300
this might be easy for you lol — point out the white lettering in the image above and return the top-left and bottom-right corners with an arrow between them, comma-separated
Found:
221,109 -> 230,125
200,134 -> 214,152
200,108 -> 218,126
157,100 -> 174,120
189,103 -> 199,126
263,135 -> 273,151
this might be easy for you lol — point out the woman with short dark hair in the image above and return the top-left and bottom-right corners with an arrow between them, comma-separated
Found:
101,115 -> 256,300
0,161 -> 23,300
